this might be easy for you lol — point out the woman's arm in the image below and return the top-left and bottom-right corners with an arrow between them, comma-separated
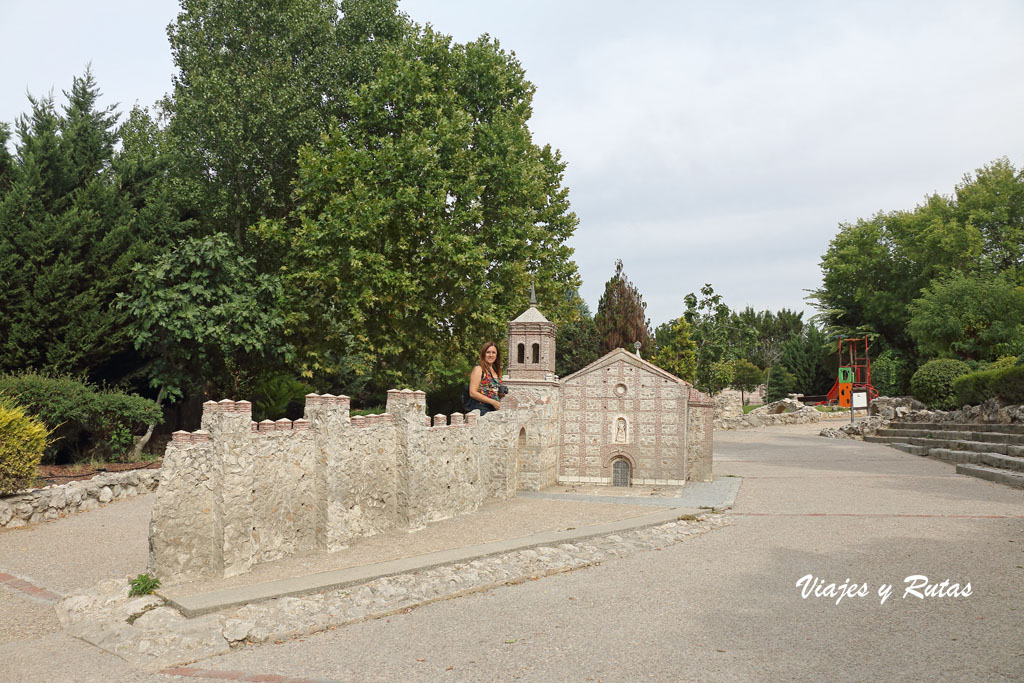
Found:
468,366 -> 500,409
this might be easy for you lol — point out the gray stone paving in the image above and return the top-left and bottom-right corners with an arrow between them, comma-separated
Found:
2,421 -> 1022,682
518,475 -> 741,508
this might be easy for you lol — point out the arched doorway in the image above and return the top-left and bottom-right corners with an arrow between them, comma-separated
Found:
612,458 -> 631,487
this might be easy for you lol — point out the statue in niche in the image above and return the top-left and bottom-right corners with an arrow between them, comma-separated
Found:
615,417 -> 627,443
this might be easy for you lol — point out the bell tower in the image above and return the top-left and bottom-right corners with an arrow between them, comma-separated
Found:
507,284 -> 557,380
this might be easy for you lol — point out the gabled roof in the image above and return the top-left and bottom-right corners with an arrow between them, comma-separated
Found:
511,305 -> 551,324
560,348 -> 692,386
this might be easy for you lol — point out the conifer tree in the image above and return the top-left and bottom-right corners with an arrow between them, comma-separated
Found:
595,260 -> 651,354
0,72 -> 187,386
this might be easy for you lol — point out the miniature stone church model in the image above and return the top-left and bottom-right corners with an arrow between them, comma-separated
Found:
504,293 -> 713,487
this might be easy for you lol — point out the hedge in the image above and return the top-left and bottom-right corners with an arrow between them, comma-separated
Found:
951,364 -> 1024,406
0,397 -> 48,495
910,359 -> 971,410
0,371 -> 162,462
995,366 -> 1024,404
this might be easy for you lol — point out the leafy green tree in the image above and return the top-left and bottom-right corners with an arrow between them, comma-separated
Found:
705,360 -> 735,396
165,0 -> 410,246
730,359 -> 764,405
870,349 -> 912,397
731,306 -> 803,368
954,157 -> 1024,282
595,260 -> 651,355
0,72 -> 187,387
781,324 -> 834,395
812,157 -> 1024,364
649,317 -> 697,382
261,25 -> 580,390
119,233 -> 287,454
908,272 -> 1024,362
683,284 -> 737,392
556,297 -> 600,377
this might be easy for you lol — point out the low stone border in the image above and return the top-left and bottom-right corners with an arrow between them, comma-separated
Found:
716,398 -> 822,430
0,469 -> 160,530
57,513 -> 730,672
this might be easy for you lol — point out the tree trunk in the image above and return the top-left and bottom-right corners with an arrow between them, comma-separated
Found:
132,385 -> 166,460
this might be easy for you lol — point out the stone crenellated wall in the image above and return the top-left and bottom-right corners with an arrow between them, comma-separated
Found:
1,469 -> 160,530
149,390 -> 537,582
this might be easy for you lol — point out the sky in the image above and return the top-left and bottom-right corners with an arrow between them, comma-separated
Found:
2,0 -> 1023,327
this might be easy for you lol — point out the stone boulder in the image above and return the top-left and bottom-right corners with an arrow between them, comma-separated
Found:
715,397 -> 821,430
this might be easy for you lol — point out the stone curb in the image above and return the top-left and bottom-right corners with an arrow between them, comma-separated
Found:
57,513 -> 731,672
0,468 -> 160,529
164,504 -> 705,618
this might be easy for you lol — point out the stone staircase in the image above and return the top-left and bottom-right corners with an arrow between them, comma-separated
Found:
864,422 -> 1024,489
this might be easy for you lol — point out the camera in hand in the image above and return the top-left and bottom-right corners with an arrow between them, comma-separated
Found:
498,385 -> 509,398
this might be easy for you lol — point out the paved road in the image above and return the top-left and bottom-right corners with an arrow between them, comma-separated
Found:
3,423 -> 1022,681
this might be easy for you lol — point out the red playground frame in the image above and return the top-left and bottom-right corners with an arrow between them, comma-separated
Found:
820,336 -> 877,405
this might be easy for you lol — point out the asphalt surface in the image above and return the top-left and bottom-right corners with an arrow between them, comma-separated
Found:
2,422 -> 1022,682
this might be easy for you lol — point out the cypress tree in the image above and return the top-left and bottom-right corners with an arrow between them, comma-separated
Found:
595,260 -> 651,355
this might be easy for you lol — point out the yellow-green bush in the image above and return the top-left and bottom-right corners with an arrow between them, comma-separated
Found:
0,398 -> 48,495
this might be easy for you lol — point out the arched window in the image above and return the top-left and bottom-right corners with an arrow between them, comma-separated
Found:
612,459 -> 631,487
517,343 -> 525,364
531,343 -> 540,363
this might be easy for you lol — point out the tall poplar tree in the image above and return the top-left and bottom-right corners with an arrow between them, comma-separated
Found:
164,0 -> 409,247
262,25 -> 580,390
594,260 -> 651,354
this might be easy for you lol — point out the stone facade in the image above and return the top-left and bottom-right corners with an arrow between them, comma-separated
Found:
149,302 -> 714,581
556,349 -> 713,485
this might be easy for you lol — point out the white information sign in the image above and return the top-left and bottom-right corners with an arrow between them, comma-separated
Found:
852,391 -> 868,409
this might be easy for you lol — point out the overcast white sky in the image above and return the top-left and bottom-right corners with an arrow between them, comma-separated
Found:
2,1 -> 1023,326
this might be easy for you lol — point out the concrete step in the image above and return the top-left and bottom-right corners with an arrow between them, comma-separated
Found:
888,442 -> 930,456
978,452 -> 1024,473
928,448 -> 983,465
875,428 -> 1017,445
868,435 -> 1013,456
885,422 -> 1024,436
954,463 -> 1024,489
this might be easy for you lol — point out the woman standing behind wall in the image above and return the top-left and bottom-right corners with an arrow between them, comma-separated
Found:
466,341 -> 505,415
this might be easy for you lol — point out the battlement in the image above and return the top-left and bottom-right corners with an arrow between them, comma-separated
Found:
170,429 -> 212,444
429,412 -> 474,428
350,413 -> 395,427
252,418 -> 312,433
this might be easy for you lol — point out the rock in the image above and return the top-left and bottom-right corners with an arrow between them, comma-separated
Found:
49,488 -> 67,509
0,501 -> 11,526
98,487 -> 113,504
222,619 -> 255,643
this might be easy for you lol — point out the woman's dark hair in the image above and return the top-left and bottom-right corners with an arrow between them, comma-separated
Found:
479,341 -> 502,378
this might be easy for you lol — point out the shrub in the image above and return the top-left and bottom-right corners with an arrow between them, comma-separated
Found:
0,371 -> 161,462
995,366 -> 1024,404
952,368 -> 1002,406
0,397 -> 48,495
987,356 -> 1018,371
910,359 -> 971,410
871,349 -> 911,397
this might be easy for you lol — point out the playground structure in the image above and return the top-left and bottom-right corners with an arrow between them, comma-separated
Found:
821,336 -> 877,405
